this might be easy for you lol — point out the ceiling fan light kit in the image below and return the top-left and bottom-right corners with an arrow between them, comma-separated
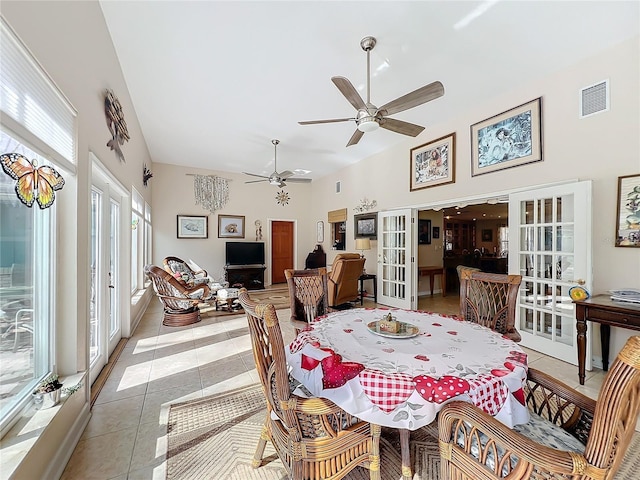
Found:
299,36 -> 444,146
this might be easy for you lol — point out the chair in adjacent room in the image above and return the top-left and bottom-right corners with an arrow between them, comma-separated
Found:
238,289 -> 381,480
284,267 -> 329,333
145,265 -> 211,326
459,269 -> 522,342
438,335 -> 640,480
327,253 -> 366,308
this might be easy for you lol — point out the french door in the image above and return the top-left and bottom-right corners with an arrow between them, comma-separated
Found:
509,181 -> 592,366
377,209 -> 415,309
90,156 -> 125,384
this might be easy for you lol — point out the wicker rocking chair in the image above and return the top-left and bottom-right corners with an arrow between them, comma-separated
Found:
459,269 -> 522,342
162,256 -> 211,287
238,288 -> 381,480
438,335 -> 640,479
284,268 -> 329,334
145,265 -> 211,326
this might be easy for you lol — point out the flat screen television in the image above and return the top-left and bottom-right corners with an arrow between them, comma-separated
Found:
225,241 -> 265,266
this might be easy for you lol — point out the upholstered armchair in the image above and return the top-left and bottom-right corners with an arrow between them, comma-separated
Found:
327,253 -> 365,307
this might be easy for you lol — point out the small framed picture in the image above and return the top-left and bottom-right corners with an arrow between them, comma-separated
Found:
615,173 -> 640,247
218,214 -> 245,238
354,213 -> 377,239
471,98 -> 542,176
432,226 -> 440,239
482,229 -> 493,242
410,133 -> 456,191
317,221 -> 324,243
418,219 -> 431,245
177,215 -> 208,239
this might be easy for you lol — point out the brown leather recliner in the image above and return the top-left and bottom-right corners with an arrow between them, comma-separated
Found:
327,253 -> 365,307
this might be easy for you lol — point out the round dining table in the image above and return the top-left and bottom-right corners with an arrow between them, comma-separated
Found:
286,307 -> 530,480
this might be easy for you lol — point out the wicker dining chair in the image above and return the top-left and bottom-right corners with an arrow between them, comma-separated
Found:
438,335 -> 640,479
238,288 -> 381,480
284,267 -> 329,334
459,269 -> 522,342
145,265 -> 211,326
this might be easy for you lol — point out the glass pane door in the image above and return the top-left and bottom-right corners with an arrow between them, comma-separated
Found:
377,209 -> 414,309
509,181 -> 591,366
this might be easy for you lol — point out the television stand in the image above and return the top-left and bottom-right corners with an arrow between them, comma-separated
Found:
224,264 -> 266,290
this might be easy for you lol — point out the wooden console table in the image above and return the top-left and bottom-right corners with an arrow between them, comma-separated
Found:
418,266 -> 446,297
575,294 -> 640,385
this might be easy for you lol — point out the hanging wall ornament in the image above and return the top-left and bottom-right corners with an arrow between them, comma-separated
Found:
1,153 -> 65,209
143,164 -> 153,186
255,220 -> 263,241
275,189 -> 290,206
104,89 -> 130,162
193,174 -> 229,214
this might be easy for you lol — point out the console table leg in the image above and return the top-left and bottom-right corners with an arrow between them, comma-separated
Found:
600,324 -> 611,371
576,316 -> 587,385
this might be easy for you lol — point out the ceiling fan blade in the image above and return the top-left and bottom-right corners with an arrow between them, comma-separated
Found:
332,76 -> 366,110
298,117 -> 353,125
243,172 -> 270,179
279,170 -> 294,179
285,177 -> 312,183
379,117 -> 425,137
245,179 -> 268,184
346,129 -> 364,147
379,81 -> 444,116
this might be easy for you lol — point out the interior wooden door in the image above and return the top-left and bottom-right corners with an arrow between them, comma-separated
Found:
271,221 -> 294,284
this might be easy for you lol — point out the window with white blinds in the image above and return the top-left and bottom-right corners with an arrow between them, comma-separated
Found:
0,17 -> 77,166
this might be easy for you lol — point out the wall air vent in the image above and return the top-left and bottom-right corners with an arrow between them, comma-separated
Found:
335,181 -> 341,194
580,80 -> 609,118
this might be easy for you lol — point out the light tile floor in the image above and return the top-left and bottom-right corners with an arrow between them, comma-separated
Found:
61,293 -> 609,479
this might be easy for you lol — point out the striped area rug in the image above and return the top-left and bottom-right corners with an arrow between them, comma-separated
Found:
166,384 -> 639,480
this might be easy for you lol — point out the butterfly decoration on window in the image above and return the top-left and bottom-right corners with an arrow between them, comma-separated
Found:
0,153 -> 65,209
105,89 -> 130,163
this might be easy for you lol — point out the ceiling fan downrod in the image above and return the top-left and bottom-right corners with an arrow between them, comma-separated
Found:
360,36 -> 376,105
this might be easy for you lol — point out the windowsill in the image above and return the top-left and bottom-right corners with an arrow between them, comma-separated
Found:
0,372 -> 86,478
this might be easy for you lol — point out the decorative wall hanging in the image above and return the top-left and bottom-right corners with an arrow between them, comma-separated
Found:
1,153 -> 65,209
104,89 -> 130,163
615,173 -> 640,247
470,98 -> 542,176
255,220 -> 263,241
354,212 -> 377,239
143,164 -> 153,186
316,221 -> 324,243
354,197 -> 377,213
218,215 -> 245,238
192,174 -> 229,214
177,215 -> 208,239
410,132 -> 456,191
275,189 -> 290,206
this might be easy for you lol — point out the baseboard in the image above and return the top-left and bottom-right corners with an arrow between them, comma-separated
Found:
45,402 -> 91,480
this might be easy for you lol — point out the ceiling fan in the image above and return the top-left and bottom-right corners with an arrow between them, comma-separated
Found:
299,36 -> 444,147
243,139 -> 311,187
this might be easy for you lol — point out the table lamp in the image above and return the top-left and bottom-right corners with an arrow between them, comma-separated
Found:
355,238 -> 371,273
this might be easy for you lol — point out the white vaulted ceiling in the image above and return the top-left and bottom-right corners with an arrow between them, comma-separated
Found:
99,1 -> 639,180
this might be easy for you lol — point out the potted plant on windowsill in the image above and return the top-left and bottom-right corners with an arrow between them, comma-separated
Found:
32,373 -> 80,409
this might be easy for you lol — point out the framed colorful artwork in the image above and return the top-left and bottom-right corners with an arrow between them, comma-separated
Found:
410,133 -> 455,191
471,98 -> 542,176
